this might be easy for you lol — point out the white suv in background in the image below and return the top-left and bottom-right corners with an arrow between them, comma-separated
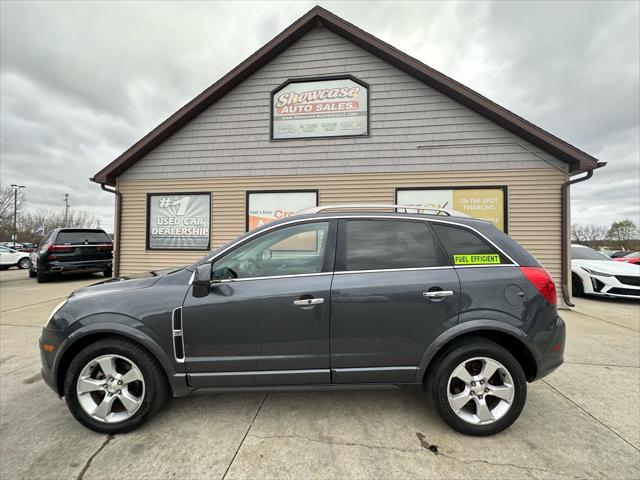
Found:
571,244 -> 640,299
0,245 -> 31,270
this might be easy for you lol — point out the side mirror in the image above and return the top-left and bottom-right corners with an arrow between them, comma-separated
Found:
192,263 -> 212,297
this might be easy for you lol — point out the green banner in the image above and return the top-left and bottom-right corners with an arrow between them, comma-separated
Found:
453,254 -> 501,265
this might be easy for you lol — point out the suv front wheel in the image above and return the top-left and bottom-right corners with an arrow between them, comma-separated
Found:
428,338 -> 527,436
64,337 -> 169,433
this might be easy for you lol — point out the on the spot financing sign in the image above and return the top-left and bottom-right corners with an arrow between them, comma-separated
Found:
397,188 -> 506,232
147,193 -> 210,250
247,191 -> 317,231
272,78 -> 368,139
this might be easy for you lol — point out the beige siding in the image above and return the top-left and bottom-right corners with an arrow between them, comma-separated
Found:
117,168 -> 566,280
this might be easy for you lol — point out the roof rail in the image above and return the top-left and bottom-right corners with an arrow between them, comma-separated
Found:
294,204 -> 470,217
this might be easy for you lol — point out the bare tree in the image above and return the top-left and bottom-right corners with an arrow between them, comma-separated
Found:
572,223 -> 607,246
0,184 -> 26,233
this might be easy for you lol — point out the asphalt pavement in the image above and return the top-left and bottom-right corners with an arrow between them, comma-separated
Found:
0,267 -> 638,479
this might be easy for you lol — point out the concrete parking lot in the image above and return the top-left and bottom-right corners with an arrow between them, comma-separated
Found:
0,267 -> 638,479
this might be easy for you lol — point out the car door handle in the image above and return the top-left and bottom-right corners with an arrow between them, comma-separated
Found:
293,298 -> 325,306
422,290 -> 454,298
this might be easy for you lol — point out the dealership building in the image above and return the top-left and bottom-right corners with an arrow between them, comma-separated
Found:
91,6 -> 602,304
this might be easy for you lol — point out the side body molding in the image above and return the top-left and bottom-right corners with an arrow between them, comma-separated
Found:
413,319 -> 537,383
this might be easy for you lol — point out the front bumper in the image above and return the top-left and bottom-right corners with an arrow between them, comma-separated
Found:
39,328 -> 65,396
582,271 -> 640,299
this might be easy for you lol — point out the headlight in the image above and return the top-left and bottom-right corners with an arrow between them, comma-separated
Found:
582,267 -> 612,277
45,299 -> 67,328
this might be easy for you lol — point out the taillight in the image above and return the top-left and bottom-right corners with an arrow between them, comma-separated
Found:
520,266 -> 557,305
97,244 -> 113,251
47,245 -> 74,253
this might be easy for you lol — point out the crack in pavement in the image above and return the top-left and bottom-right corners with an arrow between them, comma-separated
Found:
542,379 -> 639,453
221,393 -> 268,480
247,432 -> 588,479
1,360 -> 40,377
564,361 -> 640,369
1,296 -> 66,313
569,309 -> 639,333
77,434 -> 114,480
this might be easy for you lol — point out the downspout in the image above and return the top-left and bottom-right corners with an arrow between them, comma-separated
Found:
100,183 -> 122,277
560,163 -> 605,306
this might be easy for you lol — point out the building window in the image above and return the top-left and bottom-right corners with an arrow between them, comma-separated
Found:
396,186 -> 508,232
246,190 -> 318,231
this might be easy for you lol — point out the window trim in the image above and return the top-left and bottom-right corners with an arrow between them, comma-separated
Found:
199,214 -> 518,284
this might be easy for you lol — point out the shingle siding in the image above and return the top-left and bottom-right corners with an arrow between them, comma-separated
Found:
121,26 -> 566,181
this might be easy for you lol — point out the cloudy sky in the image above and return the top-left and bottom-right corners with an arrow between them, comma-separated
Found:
1,0 -> 638,231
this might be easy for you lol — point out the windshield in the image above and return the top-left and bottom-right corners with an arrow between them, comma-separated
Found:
623,251 -> 640,258
571,246 -> 611,261
56,230 -> 112,244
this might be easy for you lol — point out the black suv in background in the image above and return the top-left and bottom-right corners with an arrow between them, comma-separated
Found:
29,228 -> 113,283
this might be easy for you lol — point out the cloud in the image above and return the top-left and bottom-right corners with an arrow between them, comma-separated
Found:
1,0 -> 638,232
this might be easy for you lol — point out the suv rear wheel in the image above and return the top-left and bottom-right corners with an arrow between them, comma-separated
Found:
64,337 -> 169,433
428,338 -> 527,436
36,265 -> 51,283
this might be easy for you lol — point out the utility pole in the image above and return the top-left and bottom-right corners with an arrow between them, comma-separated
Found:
10,184 -> 26,249
63,193 -> 70,227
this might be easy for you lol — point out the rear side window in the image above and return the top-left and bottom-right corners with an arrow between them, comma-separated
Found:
431,223 -> 511,266
340,220 -> 447,271
55,230 -> 112,244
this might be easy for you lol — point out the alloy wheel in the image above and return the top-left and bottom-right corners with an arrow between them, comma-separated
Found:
76,354 -> 145,423
446,356 -> 515,425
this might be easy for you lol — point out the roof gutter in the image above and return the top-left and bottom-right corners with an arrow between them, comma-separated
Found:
560,162 -> 606,306
98,182 -> 122,277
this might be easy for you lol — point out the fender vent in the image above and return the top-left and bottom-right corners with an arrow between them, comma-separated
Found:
172,307 -> 182,330
172,307 -> 185,362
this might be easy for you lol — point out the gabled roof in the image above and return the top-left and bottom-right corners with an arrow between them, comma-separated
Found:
92,5 -> 600,186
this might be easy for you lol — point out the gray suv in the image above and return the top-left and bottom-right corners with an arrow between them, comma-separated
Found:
39,206 -> 565,436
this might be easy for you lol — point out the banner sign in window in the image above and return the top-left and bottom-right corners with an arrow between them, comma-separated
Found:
247,191 -> 318,231
396,187 -> 507,232
272,77 -> 368,139
147,193 -> 210,250
453,254 -> 501,265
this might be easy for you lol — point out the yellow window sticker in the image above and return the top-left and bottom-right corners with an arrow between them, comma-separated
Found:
453,254 -> 501,265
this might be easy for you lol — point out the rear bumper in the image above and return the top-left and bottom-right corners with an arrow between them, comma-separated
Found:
533,316 -> 566,380
46,259 -> 112,273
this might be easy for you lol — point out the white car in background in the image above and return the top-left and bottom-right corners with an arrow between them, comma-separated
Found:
572,244 -> 640,299
0,245 -> 31,270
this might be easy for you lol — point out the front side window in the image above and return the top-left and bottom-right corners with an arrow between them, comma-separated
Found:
431,223 -> 511,265
211,221 -> 330,280
340,220 -> 447,271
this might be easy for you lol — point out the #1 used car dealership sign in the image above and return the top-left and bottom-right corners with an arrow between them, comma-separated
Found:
147,193 -> 211,250
272,77 -> 368,139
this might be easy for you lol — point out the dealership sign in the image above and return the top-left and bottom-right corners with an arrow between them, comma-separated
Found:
272,77 -> 368,139
396,187 -> 507,232
147,193 -> 210,250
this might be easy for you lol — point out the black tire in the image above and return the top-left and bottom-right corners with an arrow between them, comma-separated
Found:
36,265 -> 51,283
104,268 -> 113,277
427,338 -> 527,436
28,267 -> 36,278
64,337 -> 169,434
17,257 -> 31,269
572,273 -> 585,297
